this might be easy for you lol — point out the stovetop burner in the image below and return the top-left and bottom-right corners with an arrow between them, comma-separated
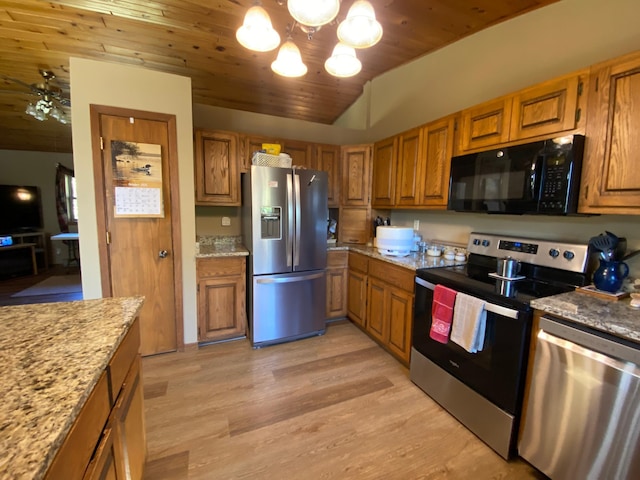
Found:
417,232 -> 591,307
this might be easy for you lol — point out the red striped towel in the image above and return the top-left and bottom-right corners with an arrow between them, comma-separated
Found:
429,285 -> 457,344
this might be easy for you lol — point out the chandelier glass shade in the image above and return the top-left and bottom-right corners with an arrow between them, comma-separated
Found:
287,0 -> 340,27
271,39 -> 308,77
25,98 -> 69,124
337,0 -> 383,48
236,0 -> 383,77
236,4 -> 281,52
324,42 -> 362,77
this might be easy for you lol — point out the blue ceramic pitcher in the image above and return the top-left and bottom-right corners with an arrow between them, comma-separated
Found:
593,260 -> 629,293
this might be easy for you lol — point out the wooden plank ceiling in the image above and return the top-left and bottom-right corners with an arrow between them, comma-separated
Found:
0,0 -> 559,153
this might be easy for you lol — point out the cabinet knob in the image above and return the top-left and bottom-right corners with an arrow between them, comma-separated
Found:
158,250 -> 169,258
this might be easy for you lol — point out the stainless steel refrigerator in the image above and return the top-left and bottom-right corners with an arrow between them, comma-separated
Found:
242,165 -> 328,347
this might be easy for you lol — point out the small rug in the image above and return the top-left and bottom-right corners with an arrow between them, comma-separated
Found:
12,275 -> 82,297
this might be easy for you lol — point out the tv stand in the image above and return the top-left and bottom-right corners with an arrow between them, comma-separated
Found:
0,232 -> 49,277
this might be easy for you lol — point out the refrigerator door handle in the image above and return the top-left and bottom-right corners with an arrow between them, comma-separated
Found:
286,173 -> 294,267
256,271 -> 325,284
294,172 -> 301,268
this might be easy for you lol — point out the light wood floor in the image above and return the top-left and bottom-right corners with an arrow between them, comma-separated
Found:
142,321 -> 544,480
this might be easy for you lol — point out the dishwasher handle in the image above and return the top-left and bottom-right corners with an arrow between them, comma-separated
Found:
539,315 -> 640,366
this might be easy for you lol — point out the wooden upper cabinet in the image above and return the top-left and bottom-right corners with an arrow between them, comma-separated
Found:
395,127 -> 423,206
371,136 -> 397,207
457,97 -> 512,152
510,73 -> 585,141
341,144 -> 371,206
418,116 -> 455,208
240,134 -> 282,172
317,144 -> 341,207
580,51 -> 640,214
194,129 -> 240,206
282,139 -> 315,170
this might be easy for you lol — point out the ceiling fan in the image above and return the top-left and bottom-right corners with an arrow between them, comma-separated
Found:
1,69 -> 71,124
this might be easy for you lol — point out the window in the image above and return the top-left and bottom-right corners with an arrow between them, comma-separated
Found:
64,172 -> 78,223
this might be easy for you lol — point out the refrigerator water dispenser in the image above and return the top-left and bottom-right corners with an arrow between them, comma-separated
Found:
260,206 -> 281,239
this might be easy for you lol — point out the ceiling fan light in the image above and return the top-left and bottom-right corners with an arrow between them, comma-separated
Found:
325,42 -> 362,77
34,110 -> 46,121
287,0 -> 340,27
271,39 -> 308,77
236,5 -> 281,52
337,0 -> 383,48
25,103 -> 36,116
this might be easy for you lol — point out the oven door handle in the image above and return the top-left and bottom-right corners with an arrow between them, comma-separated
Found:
415,276 -> 521,320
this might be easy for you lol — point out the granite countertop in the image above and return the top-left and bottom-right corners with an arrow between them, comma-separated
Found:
531,292 -> 640,344
196,235 -> 249,258
331,243 -> 468,271
0,296 -> 145,480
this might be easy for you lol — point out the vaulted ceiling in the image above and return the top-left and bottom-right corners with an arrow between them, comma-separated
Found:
0,0 -> 558,154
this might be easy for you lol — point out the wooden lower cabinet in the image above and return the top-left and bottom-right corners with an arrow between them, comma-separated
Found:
197,257 -> 247,342
45,318 -> 145,480
326,250 -> 348,320
347,252 -> 415,365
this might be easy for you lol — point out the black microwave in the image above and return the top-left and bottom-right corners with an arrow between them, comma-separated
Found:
447,134 -> 585,215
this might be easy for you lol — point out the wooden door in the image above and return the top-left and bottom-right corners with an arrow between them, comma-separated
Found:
341,144 -> 371,206
194,129 -> 239,205
317,144 -> 341,207
386,286 -> 413,364
580,51 -> 640,214
346,269 -> 367,328
371,137 -> 397,208
91,106 -> 182,356
457,97 -> 512,153
240,134 -> 281,172
510,73 -> 584,141
418,116 -> 455,207
395,128 -> 422,206
283,139 -> 315,169
366,276 -> 387,343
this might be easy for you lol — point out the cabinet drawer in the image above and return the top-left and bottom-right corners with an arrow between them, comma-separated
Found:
368,259 -> 414,292
197,257 -> 245,278
108,318 -> 140,403
327,250 -> 348,268
348,252 -> 369,274
45,372 -> 111,480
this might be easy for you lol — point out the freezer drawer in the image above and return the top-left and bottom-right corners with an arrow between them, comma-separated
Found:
519,315 -> 640,480
251,270 -> 326,347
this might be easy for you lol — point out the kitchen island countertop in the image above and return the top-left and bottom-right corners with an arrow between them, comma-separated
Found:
531,292 -> 640,344
0,296 -> 144,480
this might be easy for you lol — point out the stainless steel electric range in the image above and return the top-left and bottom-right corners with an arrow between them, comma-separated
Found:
410,232 -> 591,459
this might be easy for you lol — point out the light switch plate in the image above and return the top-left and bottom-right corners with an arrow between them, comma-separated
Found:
221,216 -> 231,226
413,220 -> 420,231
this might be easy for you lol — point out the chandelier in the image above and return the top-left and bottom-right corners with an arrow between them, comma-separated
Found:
25,97 -> 70,124
236,0 -> 382,78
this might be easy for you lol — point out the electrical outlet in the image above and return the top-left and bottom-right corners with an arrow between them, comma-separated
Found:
413,220 -> 420,231
221,216 -> 231,226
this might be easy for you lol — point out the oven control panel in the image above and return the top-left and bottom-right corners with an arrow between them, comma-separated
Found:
467,232 -> 589,273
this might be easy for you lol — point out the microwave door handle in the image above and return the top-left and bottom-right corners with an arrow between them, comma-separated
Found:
532,154 -> 545,200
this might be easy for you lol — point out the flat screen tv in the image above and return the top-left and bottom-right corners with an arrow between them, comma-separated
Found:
0,185 -> 44,234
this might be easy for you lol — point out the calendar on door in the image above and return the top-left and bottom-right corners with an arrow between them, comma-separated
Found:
111,140 -> 164,217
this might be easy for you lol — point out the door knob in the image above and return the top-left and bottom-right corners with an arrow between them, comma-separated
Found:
158,250 -> 168,258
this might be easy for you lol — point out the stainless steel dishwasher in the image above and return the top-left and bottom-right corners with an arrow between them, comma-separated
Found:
519,314 -> 640,480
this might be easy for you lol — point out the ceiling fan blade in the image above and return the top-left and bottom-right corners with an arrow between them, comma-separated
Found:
0,74 -> 36,91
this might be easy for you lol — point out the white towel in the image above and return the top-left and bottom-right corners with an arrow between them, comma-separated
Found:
450,292 -> 487,353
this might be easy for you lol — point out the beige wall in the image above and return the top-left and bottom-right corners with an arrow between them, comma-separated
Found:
336,0 -> 640,141
69,57 -> 198,344
0,150 -> 75,265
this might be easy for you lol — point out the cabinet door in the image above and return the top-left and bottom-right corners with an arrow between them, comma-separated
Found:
83,425 -> 119,480
371,137 -> 397,207
510,74 -> 583,140
338,207 -> 370,244
457,98 -> 512,152
197,258 -> 247,342
326,266 -> 348,319
347,269 -> 367,328
580,51 -> 640,214
241,134 -> 282,172
317,144 -> 341,207
366,276 -> 387,343
194,129 -> 240,205
418,116 -> 455,207
113,357 -> 146,480
283,139 -> 315,170
386,286 -> 413,365
395,128 -> 423,206
341,144 -> 371,206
